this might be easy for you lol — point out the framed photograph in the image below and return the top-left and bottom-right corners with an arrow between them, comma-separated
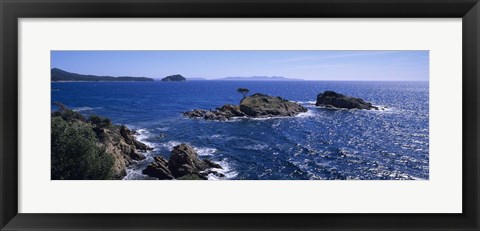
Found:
1,0 -> 479,230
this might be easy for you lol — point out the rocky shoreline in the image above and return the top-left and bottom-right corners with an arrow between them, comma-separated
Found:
52,91 -> 382,180
101,125 -> 153,179
51,104 -> 154,180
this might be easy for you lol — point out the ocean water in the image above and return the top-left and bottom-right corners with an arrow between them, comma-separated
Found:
51,81 -> 429,180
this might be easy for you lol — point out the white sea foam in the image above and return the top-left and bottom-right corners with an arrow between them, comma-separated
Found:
159,140 -> 183,150
249,116 -> 291,121
243,144 -> 268,151
124,169 -> 147,180
195,147 -> 218,156
134,128 -> 157,149
295,110 -> 316,118
207,159 -> 238,180
295,100 -> 316,105
72,106 -> 101,112
368,105 -> 394,112
377,105 -> 392,111
159,141 -> 217,157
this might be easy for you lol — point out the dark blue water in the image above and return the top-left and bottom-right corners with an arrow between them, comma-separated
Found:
51,81 -> 429,180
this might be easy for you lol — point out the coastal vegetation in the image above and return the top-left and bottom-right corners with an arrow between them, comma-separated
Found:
237,88 -> 250,98
51,103 -> 152,180
51,68 -> 154,82
51,103 -> 222,180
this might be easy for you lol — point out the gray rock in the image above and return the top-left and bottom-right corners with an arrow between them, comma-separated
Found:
142,156 -> 174,180
168,144 -> 214,178
315,91 -> 378,110
239,93 -> 308,117
129,150 -> 146,161
119,125 -> 153,151
143,144 -> 223,180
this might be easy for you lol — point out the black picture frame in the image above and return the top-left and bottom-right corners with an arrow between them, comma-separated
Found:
1,0 -> 479,230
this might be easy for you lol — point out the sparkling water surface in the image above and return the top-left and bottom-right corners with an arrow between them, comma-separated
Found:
51,81 -> 429,180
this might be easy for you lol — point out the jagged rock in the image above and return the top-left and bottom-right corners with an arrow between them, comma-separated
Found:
168,144 -> 216,178
216,104 -> 246,117
101,125 -> 153,179
142,156 -> 174,180
130,150 -> 146,160
184,93 -> 307,121
203,159 -> 222,169
142,144 -> 223,180
239,93 -> 307,117
315,91 -> 378,110
119,125 -> 153,151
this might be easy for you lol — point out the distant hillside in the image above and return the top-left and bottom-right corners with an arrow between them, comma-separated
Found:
216,76 -> 303,81
51,68 -> 154,82
161,74 -> 186,81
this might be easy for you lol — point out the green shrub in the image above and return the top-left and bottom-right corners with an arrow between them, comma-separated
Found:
88,115 -> 112,128
51,117 -> 113,180
52,102 -> 85,122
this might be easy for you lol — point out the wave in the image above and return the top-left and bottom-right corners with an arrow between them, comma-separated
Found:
197,134 -> 222,140
159,140 -> 217,156
295,100 -> 316,105
159,140 -> 182,150
134,128 -> 157,150
372,105 -> 392,112
243,144 -> 268,151
72,106 -> 102,112
123,168 -> 155,180
195,147 -> 218,156
295,110 -> 316,118
199,110 -> 316,122
206,158 -> 238,180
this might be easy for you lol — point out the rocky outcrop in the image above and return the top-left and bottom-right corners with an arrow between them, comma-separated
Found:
240,93 -> 308,117
184,93 -> 307,121
315,91 -> 378,110
119,126 -> 152,151
142,144 -> 223,180
142,156 -> 174,180
99,125 -> 153,179
184,105 -> 246,121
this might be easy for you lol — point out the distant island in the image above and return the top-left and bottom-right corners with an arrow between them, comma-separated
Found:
51,68 -> 154,82
161,74 -> 186,81
215,76 -> 303,81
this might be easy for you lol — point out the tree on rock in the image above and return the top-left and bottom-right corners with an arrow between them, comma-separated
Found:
237,88 -> 250,98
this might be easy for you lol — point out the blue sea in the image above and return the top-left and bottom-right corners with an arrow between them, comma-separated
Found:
51,81 -> 429,180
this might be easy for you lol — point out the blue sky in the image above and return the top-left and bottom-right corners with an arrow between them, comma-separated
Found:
51,50 -> 429,81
